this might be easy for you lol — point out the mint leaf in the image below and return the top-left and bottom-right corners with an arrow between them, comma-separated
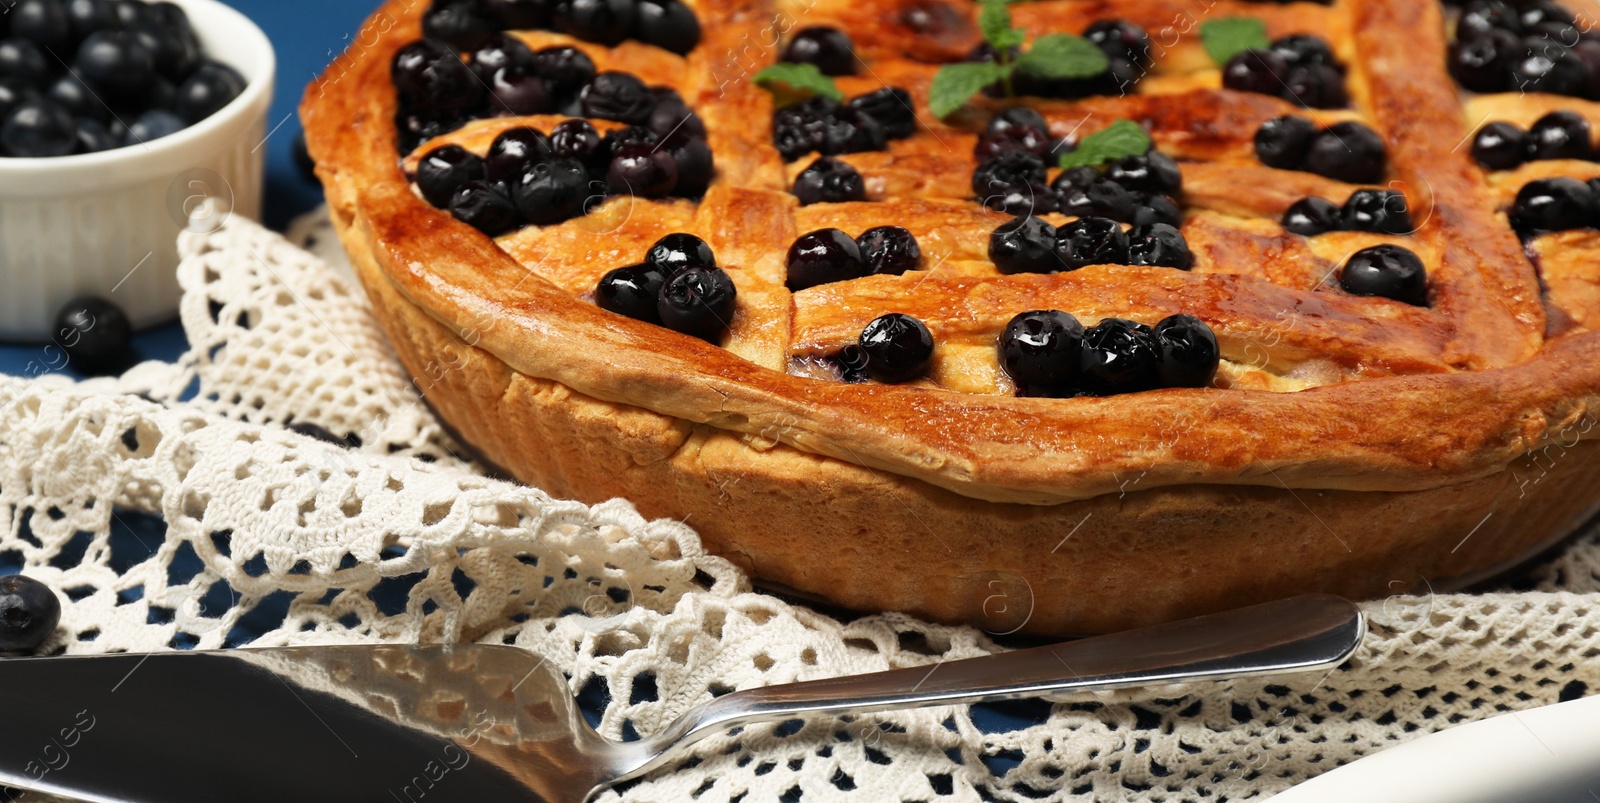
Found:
979,0 -> 1024,51
1058,119 -> 1152,169
1014,34 -> 1109,80
753,63 -> 844,103
929,61 -> 1009,119
1200,17 -> 1270,65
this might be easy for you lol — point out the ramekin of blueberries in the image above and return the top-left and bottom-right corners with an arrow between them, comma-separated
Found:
0,0 -> 273,341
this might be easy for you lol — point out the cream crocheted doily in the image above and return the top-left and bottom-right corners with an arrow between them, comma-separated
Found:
3,213 -> 1598,801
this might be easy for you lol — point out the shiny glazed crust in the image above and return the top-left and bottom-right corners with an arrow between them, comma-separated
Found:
304,0 -> 1600,632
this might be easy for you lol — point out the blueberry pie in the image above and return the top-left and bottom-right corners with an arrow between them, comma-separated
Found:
304,0 -> 1600,635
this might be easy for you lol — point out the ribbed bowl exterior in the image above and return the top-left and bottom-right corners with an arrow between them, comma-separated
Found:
0,0 -> 275,342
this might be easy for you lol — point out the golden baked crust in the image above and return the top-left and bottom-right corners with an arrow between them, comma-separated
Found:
304,0 -> 1600,632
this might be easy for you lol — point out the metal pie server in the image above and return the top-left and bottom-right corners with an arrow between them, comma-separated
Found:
0,594 -> 1362,803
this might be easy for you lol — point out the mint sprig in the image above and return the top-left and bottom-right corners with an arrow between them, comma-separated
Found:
754,63 -> 844,104
928,0 -> 1107,119
1015,34 -> 1109,81
1200,17 -> 1270,66
1058,120 -> 1152,169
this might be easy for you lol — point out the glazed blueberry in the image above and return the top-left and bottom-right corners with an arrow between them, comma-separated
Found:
603,123 -> 658,154
1471,121 -> 1529,170
1270,34 -> 1336,68
1254,115 -> 1318,170
658,266 -> 737,341
1058,177 -> 1135,222
468,33 -> 536,83
792,156 -> 865,205
607,142 -> 678,196
125,107 -> 183,143
819,105 -> 885,155
647,89 -> 705,139
0,39 -> 51,87
1282,63 -> 1347,108
975,125 -> 1053,161
1304,121 -> 1386,183
858,313 -> 934,383
65,0 -> 120,47
1519,0 -> 1574,30
1342,189 -> 1413,234
1106,152 -> 1182,195
989,215 -> 1059,274
646,232 -> 716,273
580,71 -> 656,124
1458,0 -> 1523,40
44,74 -> 105,123
1130,194 -> 1182,227
857,225 -> 921,274
973,149 -> 1046,204
488,69 -> 553,116
1282,196 -> 1342,236
1513,47 -> 1587,96
73,117 -> 115,152
0,575 -> 60,653
772,95 -> 837,161
416,144 -> 487,207
424,1 -> 499,49
783,26 -> 856,76
1339,244 -> 1429,305
1222,49 -> 1289,96
597,263 -> 668,323
512,156 -> 590,224
986,106 -> 1047,138
1051,165 -> 1099,194
1527,110 -> 1591,160
449,180 -> 521,235
1448,28 -> 1520,93
550,118 -> 604,168
848,87 -> 916,140
999,310 -> 1083,392
111,0 -> 153,28
54,295 -> 132,376
1078,318 -> 1159,395
395,41 -> 482,115
1085,20 -> 1151,68
1,98 -> 75,157
1509,177 -> 1595,235
12,0 -> 72,56
1126,223 -> 1192,270
1056,216 -> 1130,269
1153,314 -> 1219,389
668,135 -> 714,195
484,0 -> 552,28
555,0 -> 637,47
74,29 -> 156,103
786,227 -> 867,290
531,46 -> 597,101
486,127 -> 553,184
635,0 -> 701,55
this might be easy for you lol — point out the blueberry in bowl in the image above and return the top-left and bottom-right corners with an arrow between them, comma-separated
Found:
0,0 -> 273,341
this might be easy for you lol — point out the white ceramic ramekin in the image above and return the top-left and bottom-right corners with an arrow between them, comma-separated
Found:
0,0 -> 275,342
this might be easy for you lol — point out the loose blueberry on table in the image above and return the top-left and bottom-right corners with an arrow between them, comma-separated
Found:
53,295 -> 133,377
0,575 -> 61,653
0,0 -> 242,157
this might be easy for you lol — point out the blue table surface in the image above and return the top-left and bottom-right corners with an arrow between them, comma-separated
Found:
0,0 -> 374,376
